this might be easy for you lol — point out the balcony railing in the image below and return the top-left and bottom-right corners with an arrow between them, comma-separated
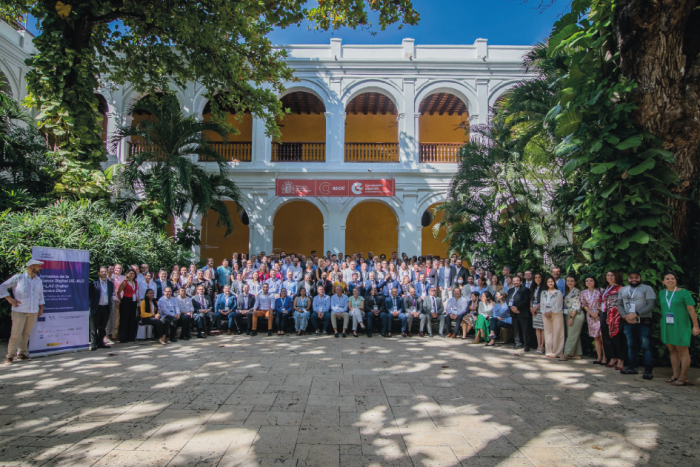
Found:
344,142 -> 399,163
201,142 -> 251,162
419,142 -> 464,163
126,140 -> 252,162
271,142 -> 325,162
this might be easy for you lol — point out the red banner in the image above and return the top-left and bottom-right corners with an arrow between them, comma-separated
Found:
276,179 -> 394,197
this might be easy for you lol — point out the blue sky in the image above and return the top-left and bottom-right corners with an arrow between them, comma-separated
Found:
268,0 -> 564,46
25,1 -> 564,46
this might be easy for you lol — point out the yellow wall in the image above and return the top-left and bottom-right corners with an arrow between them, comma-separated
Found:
276,113 -> 325,142
419,113 -> 469,143
422,203 -> 449,258
345,113 -> 398,142
200,201 -> 250,260
273,202 -> 324,255
203,112 -> 253,142
345,202 -> 397,257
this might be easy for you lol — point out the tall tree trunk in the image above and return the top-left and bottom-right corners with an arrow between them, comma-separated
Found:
615,0 -> 700,249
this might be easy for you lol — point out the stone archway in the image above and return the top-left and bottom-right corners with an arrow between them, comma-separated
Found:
345,201 -> 398,257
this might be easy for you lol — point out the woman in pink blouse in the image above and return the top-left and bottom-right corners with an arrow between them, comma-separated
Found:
581,275 -> 605,364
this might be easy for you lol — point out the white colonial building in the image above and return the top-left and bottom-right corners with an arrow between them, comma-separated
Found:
1,21 -> 530,260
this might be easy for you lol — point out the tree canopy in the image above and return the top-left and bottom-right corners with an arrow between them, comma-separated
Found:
0,0 -> 419,197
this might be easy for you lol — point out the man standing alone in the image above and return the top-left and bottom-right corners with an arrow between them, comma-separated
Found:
89,266 -> 113,351
1,260 -> 45,364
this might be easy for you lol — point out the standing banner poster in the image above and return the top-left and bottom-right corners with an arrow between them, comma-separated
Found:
29,247 -> 90,356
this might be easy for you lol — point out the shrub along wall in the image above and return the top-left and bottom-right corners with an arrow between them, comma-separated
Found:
0,199 -> 193,340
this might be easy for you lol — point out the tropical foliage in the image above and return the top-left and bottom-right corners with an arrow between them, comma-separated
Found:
0,91 -> 57,211
108,94 -> 242,244
437,45 -> 574,273
0,199 -> 193,339
0,0 -> 418,197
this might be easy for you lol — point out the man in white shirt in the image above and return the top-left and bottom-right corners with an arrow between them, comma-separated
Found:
174,288 -> 194,339
158,287 -> 185,341
1,260 -> 45,364
330,286 -> 349,337
444,287 -> 468,338
252,283 -> 274,336
289,258 -> 303,282
138,272 -> 158,301
137,263 -> 149,283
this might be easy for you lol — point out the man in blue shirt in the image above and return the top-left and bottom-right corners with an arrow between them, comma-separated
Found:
216,259 -> 232,293
214,285 -> 237,334
379,273 -> 400,297
274,288 -> 293,336
311,286 -> 331,335
330,286 -> 349,338
282,271 -> 298,299
348,272 -> 364,297
382,287 -> 404,337
551,267 -> 566,294
487,291 -> 513,346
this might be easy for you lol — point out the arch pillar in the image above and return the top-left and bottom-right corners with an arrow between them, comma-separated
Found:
476,79 -> 490,125
401,78 -> 418,164
325,110 -> 345,164
324,198 -> 346,255
398,192 -> 420,256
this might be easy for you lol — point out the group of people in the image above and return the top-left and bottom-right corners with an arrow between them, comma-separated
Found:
2,251 -> 698,385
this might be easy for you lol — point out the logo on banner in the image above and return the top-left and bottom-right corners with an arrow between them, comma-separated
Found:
351,182 -> 363,195
318,182 -> 331,195
281,181 -> 294,195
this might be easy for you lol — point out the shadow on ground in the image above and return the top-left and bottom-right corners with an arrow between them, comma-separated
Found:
0,331 -> 699,466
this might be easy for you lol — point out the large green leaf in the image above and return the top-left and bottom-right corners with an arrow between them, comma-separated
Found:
590,162 -> 616,174
627,158 -> 655,176
600,181 -> 620,198
615,134 -> 643,150
555,110 -> 583,137
628,231 -> 650,244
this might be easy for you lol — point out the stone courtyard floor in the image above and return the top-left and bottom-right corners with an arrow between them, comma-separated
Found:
1,334 -> 699,467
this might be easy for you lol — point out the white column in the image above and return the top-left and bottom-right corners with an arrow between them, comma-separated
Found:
325,111 -> 345,164
324,198 -> 346,254
401,78 -> 418,164
476,79 -> 490,125
398,192 -> 420,256
251,117 -> 270,165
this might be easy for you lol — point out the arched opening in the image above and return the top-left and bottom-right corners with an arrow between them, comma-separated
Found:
203,98 -> 253,162
95,94 -> 109,142
419,92 -> 469,163
345,202 -> 397,257
421,203 -> 448,258
272,91 -> 326,162
273,201 -> 324,255
127,93 -> 164,158
200,201 -> 250,260
344,92 -> 399,162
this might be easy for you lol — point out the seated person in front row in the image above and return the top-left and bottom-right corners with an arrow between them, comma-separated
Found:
420,286 -> 444,337
251,282 -> 274,336
444,287 -> 468,338
348,286 -> 365,337
364,287 -> 384,338
157,286 -> 190,342
274,288 -> 293,336
192,284 -> 214,338
402,286 -> 421,337
215,285 -> 237,335
382,287 -> 404,337
331,285 -> 349,337
174,287 -> 194,339
234,284 -> 256,335
487,291 -> 513,346
311,285 -> 331,334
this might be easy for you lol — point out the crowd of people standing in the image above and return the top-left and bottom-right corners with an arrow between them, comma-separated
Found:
2,251 -> 699,385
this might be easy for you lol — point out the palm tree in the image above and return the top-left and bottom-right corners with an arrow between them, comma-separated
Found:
108,94 -> 242,238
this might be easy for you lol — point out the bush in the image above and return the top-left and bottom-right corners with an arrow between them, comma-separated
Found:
0,199 -> 194,339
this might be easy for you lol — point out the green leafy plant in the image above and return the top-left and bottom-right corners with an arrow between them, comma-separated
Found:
0,0 -> 419,197
108,94 -> 242,236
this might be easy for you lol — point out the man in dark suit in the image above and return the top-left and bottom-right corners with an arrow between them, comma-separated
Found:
155,269 -> 173,300
298,273 -> 317,298
192,284 -> 214,338
88,266 -> 113,351
364,287 -> 384,338
420,286 -> 444,337
402,286 -> 421,337
382,287 -> 404,337
506,276 -> 532,351
379,273 -> 400,297
413,273 -> 430,300
233,283 -> 256,335
363,272 -> 380,297
452,259 -> 468,288
316,271 -> 333,296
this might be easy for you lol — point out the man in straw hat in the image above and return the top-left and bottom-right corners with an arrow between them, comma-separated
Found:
0,259 -> 45,364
